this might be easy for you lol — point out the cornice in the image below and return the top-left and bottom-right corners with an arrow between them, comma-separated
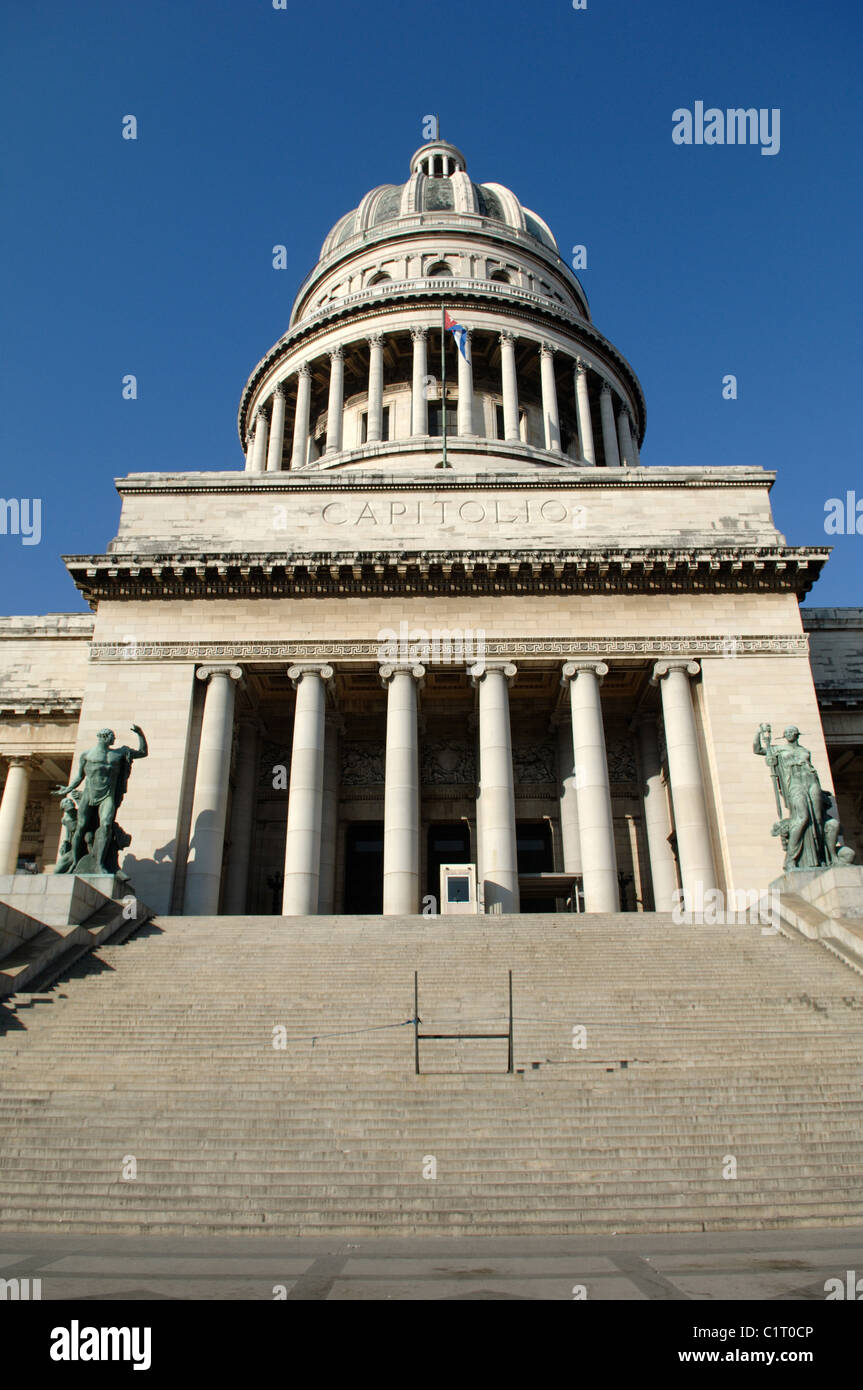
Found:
815,688 -> 863,708
86,635 -> 811,664
114,466 -> 778,496
0,697 -> 83,716
64,546 -> 828,602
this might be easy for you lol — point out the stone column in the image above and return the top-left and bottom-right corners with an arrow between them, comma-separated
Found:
574,358 -> 596,465
540,343 -> 561,451
223,718 -> 259,914
411,328 -> 428,436
471,712 -> 484,899
318,714 -> 341,915
367,332 -> 384,442
457,328 -> 474,435
616,405 -> 636,470
266,385 -> 286,472
499,331 -> 520,440
184,665 -> 243,915
470,662 -> 519,913
325,347 -> 344,455
634,714 -> 679,912
0,757 -> 32,875
629,415 -> 641,466
380,664 -> 425,915
556,721 -> 582,876
562,662 -> 619,912
282,664 -> 333,915
652,660 -> 717,907
291,364 -> 312,470
250,410 -> 269,473
244,433 -> 254,472
599,383 -> 621,468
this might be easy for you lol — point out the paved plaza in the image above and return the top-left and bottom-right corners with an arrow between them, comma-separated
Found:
2,1226 -> 861,1301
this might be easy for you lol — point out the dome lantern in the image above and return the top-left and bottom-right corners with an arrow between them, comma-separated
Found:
409,140 -> 467,178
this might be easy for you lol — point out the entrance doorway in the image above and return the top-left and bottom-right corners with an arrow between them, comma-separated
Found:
343,822 -> 384,913
516,820 -> 555,912
427,821 -> 471,906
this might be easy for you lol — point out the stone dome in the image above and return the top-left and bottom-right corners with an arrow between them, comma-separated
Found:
319,140 -> 559,260
238,137 -> 646,475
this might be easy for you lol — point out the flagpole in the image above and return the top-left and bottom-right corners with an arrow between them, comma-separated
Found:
440,305 -> 448,469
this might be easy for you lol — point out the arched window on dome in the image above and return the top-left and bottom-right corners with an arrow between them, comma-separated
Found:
427,261 -> 454,277
367,271 -> 391,286
489,269 -> 510,284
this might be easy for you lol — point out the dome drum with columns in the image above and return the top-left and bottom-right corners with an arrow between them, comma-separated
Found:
238,142 -> 643,474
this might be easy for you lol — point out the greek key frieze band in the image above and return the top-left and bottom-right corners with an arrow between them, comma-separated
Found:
88,635 -> 810,663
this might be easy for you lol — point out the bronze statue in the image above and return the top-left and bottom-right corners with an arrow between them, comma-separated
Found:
754,724 -> 854,871
52,726 -> 147,876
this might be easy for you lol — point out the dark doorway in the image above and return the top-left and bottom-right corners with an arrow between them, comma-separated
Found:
427,821 -> 471,905
516,821 -> 554,873
343,822 -> 384,913
517,820 -> 555,912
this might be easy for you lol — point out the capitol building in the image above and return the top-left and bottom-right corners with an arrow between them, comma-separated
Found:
1,137 -> 861,921
2,137 -> 863,1257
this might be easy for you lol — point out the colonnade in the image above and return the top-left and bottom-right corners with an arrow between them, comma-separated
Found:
0,659 -> 714,911
243,327 -> 640,471
164,656 -> 715,918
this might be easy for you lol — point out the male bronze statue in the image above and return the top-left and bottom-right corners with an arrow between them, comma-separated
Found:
53,726 -> 147,876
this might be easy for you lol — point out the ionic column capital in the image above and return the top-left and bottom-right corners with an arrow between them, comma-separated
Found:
3,754 -> 33,769
651,659 -> 701,684
411,326 -> 428,343
367,330 -> 384,347
539,341 -> 556,358
328,345 -> 344,362
288,663 -> 334,689
196,664 -> 243,684
562,660 -> 609,684
272,382 -> 286,400
469,660 -> 517,687
379,662 -> 425,687
499,329 -> 518,346
297,362 -> 312,380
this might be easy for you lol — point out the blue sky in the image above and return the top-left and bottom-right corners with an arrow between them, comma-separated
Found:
2,0 -> 861,612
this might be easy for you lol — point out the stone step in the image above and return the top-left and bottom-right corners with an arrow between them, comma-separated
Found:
2,910 -> 861,1235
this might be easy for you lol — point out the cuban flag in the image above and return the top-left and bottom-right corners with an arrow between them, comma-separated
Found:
444,309 -> 470,362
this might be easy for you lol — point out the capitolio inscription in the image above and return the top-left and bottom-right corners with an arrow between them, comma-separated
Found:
318,495 -> 586,528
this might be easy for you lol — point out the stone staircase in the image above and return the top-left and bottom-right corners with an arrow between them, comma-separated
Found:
1,913 -> 862,1236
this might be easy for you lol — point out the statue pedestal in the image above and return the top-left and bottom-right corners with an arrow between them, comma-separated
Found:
771,865 -> 863,971
0,873 -> 149,999
778,864 -> 863,923
0,872 -> 127,927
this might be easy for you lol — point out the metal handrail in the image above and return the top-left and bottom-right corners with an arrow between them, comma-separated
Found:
414,969 -> 513,1074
